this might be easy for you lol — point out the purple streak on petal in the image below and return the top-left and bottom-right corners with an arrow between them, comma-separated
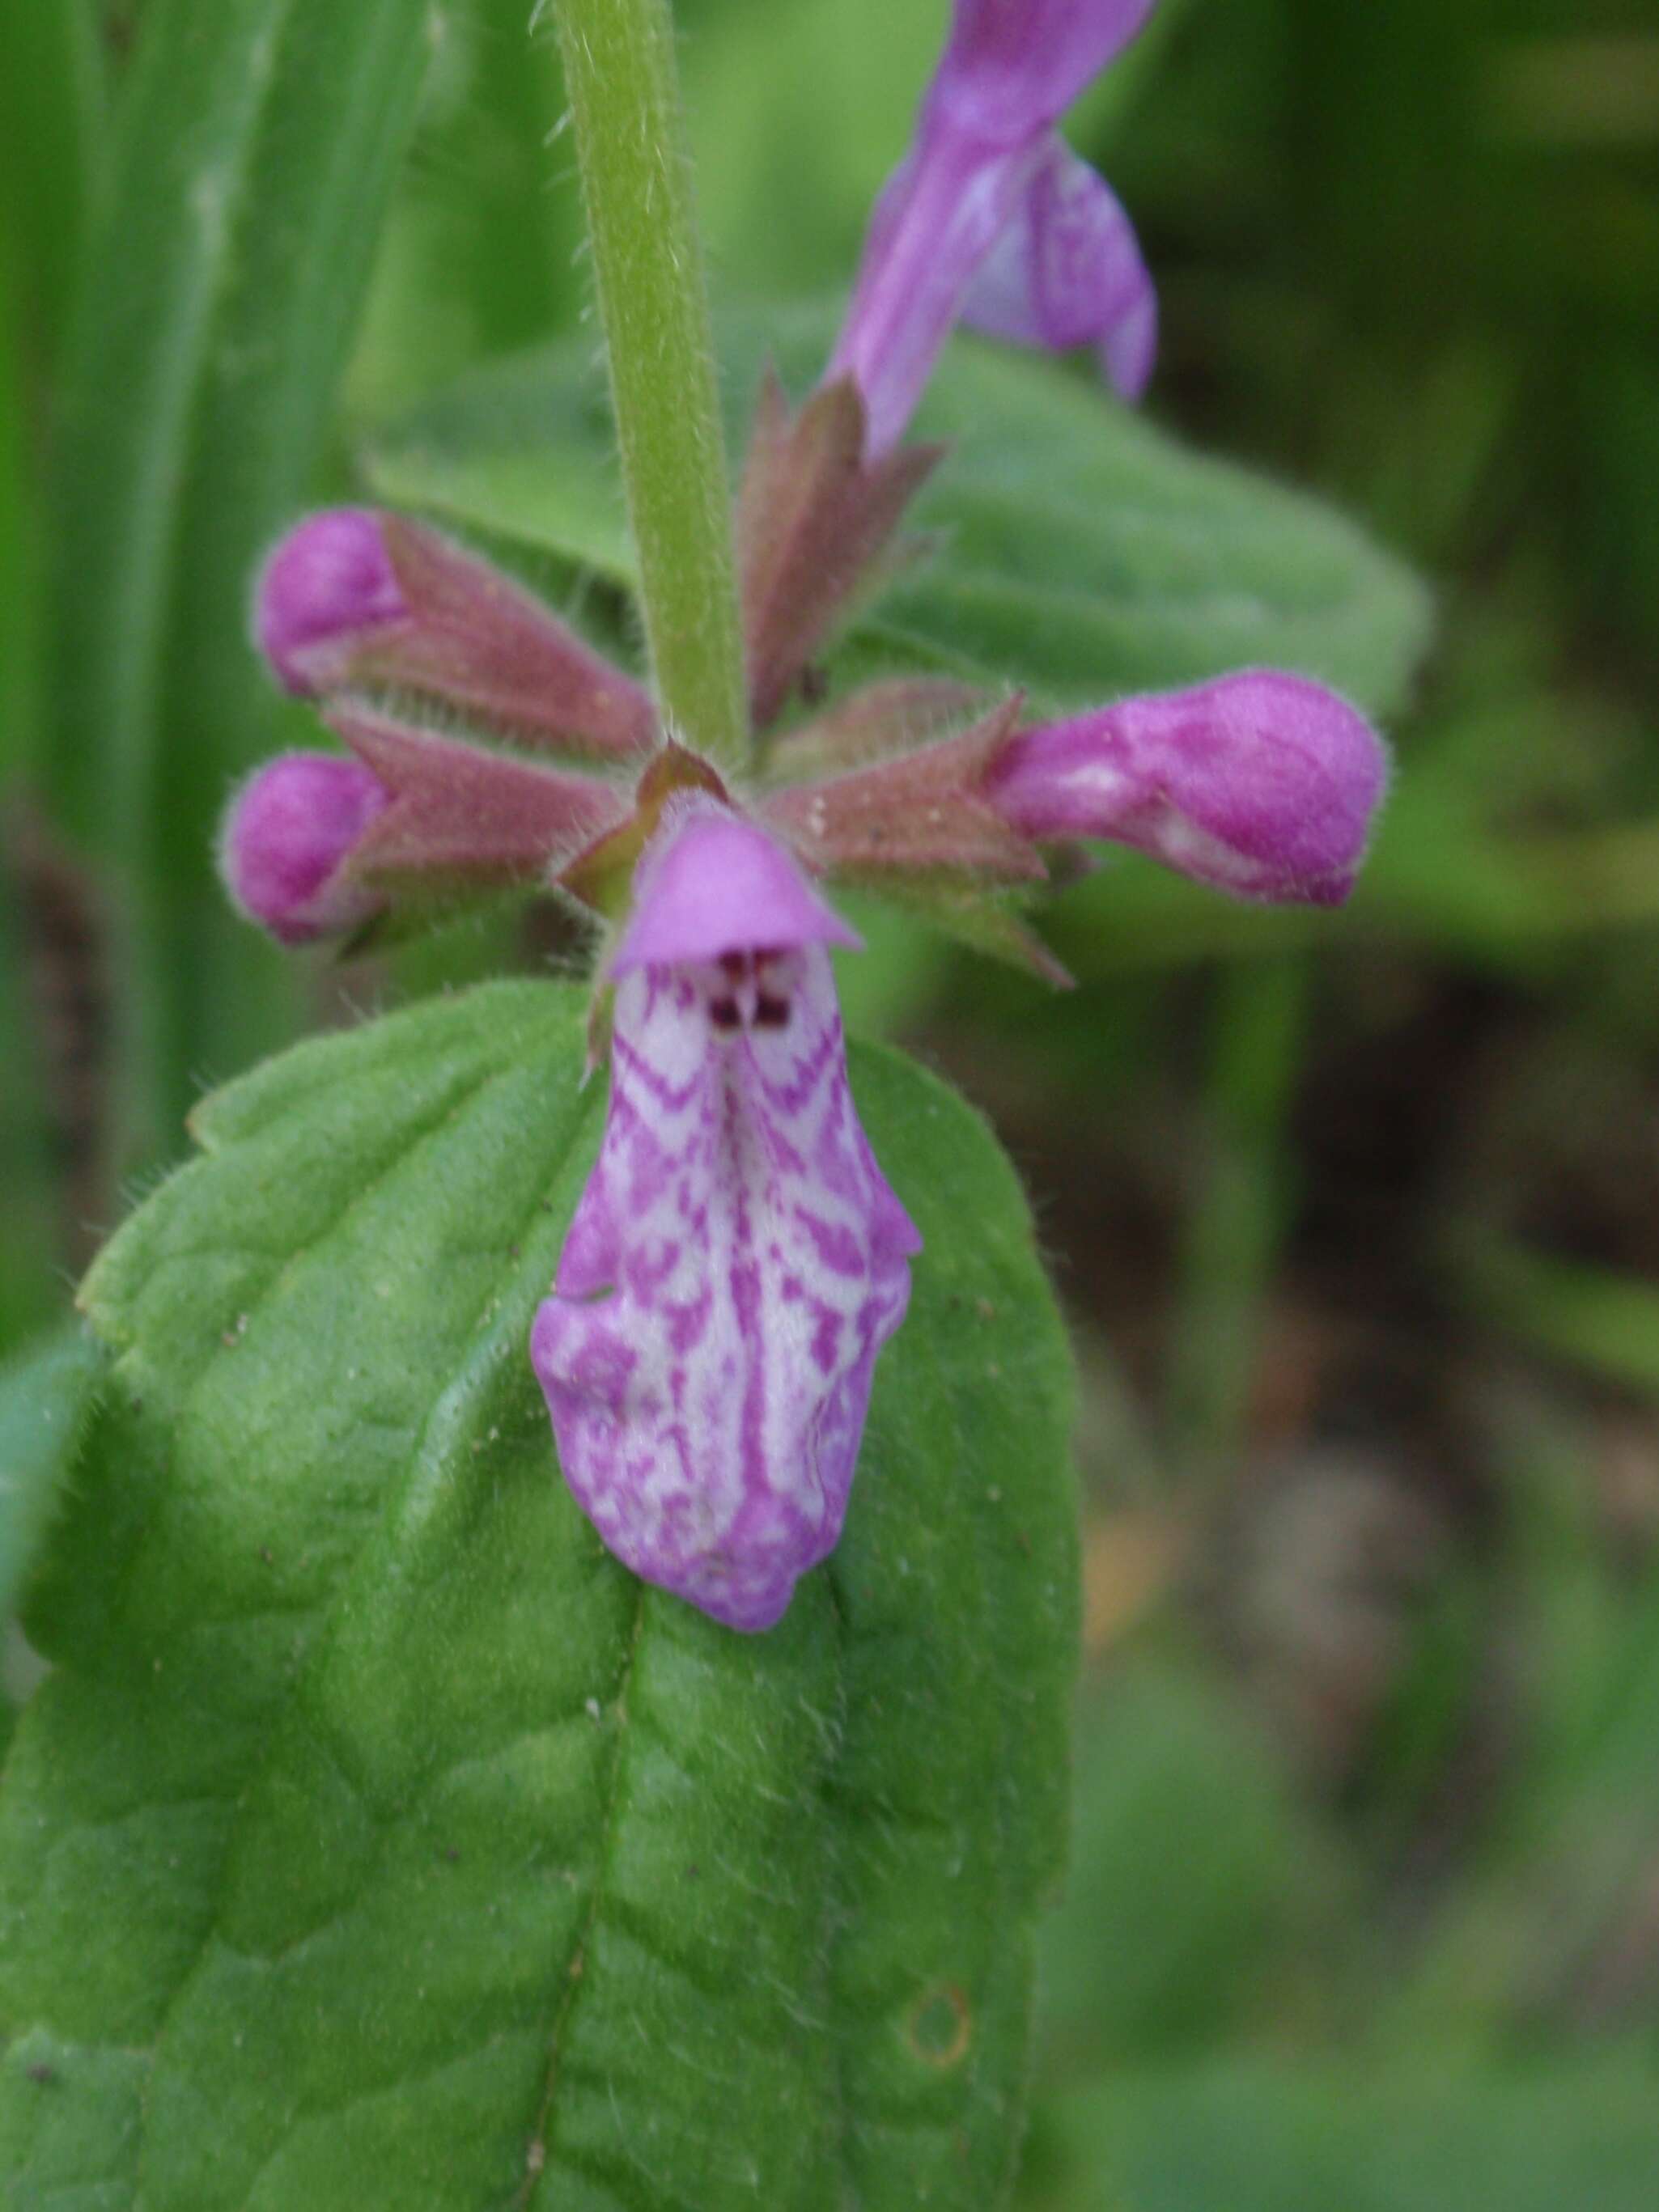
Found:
254,510 -> 405,696
532,942 -> 919,1632
935,0 -> 1158,142
610,806 -> 862,977
961,135 -> 1156,399
217,752 -> 390,944
988,672 -> 1391,905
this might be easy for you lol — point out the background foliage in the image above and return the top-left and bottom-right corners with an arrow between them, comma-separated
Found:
4,0 -> 1659,2203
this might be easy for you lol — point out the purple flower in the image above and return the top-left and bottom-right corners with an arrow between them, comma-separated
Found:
531,806 -> 920,1632
988,672 -> 1391,906
255,509 -> 405,697
218,752 -> 390,945
255,508 -> 657,756
828,0 -> 1159,455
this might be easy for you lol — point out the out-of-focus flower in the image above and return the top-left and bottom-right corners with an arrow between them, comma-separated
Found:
531,807 -> 920,1632
827,0 -> 1160,458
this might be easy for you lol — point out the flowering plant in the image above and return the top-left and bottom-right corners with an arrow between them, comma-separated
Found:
0,2 -> 1421,2204
223,0 -> 1387,1632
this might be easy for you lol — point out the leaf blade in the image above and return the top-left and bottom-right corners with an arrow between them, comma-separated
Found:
0,983 -> 1076,2211
0,1324 -> 105,1620
43,0 -> 439,1172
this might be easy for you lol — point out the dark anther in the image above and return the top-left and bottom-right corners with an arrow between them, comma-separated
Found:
710,997 -> 741,1031
754,995 -> 791,1029
718,950 -> 750,980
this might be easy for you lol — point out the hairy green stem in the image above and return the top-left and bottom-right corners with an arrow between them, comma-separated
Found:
553,0 -> 749,771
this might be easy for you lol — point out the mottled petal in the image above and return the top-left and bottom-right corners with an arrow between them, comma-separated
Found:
935,0 -> 1158,142
988,672 -> 1390,905
217,752 -> 390,945
532,943 -> 919,1632
961,134 -> 1156,400
610,806 -> 860,976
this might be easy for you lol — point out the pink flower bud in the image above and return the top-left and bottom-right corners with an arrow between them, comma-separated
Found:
988,672 -> 1390,905
253,509 -> 406,696
252,509 -> 656,756
218,752 -> 390,945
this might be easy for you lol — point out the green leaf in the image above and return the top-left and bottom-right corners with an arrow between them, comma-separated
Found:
366,297 -> 1432,722
1037,1664 -> 1338,2069
43,0 -> 438,1174
0,1327 -> 104,1621
0,830 -> 60,1358
0,0 -> 107,371
1021,2057 -> 1659,2212
1448,1230 -> 1659,1396
0,981 -> 1077,2210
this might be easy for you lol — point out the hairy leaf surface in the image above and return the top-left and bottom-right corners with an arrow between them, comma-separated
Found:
0,1325 -> 104,1620
0,981 -> 1076,2210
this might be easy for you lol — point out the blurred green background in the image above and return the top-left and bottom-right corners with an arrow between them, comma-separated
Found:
5,0 -> 1659,2201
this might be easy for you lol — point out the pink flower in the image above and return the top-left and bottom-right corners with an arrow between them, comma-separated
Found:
987,672 -> 1390,906
531,808 -> 920,1632
828,0 -> 1160,456
254,508 -> 405,697
253,508 -> 656,756
218,752 -> 390,945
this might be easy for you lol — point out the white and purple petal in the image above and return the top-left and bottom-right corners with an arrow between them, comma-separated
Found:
532,812 -> 919,1632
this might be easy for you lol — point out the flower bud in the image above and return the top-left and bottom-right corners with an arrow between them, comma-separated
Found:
253,509 -> 657,756
253,509 -> 405,697
218,752 -> 389,945
988,672 -> 1390,905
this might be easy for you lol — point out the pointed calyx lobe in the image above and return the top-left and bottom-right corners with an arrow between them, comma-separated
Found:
736,371 -> 940,731
228,506 -> 668,948
763,697 -> 1043,884
532,807 -> 919,1632
326,703 -> 630,895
